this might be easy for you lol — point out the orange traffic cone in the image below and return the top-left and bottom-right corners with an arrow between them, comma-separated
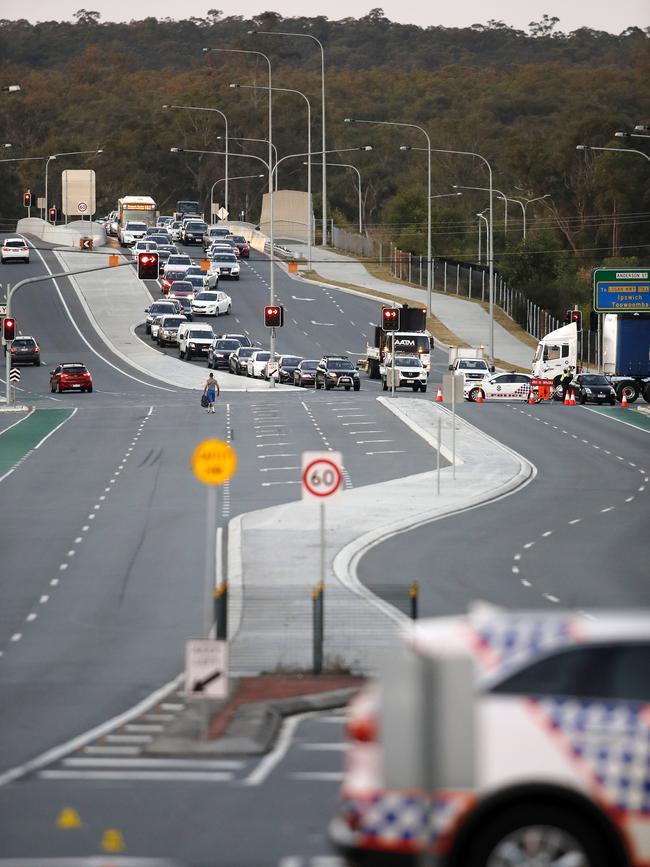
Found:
476,389 -> 484,403
569,390 -> 576,406
528,390 -> 536,405
621,391 -> 628,408
435,386 -> 443,402
564,390 -> 571,406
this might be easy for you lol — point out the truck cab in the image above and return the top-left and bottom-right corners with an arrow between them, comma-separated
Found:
532,322 -> 578,391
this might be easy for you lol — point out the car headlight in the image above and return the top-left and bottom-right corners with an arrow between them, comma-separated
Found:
584,388 -> 592,394
327,372 -> 337,378
189,342 -> 196,348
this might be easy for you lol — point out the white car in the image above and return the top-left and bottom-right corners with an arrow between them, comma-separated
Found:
162,254 -> 193,277
185,266 -> 218,290
191,291 -> 232,317
132,240 -> 158,260
1,236 -> 29,263
332,604 -> 650,867
382,354 -> 428,392
465,371 -> 533,402
246,350 -> 271,378
209,252 -> 240,280
156,314 -> 186,347
178,324 -> 214,361
119,221 -> 148,246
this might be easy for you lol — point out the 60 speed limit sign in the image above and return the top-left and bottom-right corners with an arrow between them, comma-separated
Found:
302,451 -> 343,502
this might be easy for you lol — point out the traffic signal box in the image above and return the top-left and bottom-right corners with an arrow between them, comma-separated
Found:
264,305 -> 284,327
3,317 -> 16,342
382,306 -> 400,331
563,309 -> 583,329
137,252 -> 159,280
23,191 -> 31,208
48,207 -> 57,222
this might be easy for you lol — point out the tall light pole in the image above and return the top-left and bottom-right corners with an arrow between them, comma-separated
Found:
251,30 -> 327,247
203,46 -> 276,377
216,136 -> 277,188
404,145 -> 495,364
454,183 -> 508,235
345,118 -> 432,316
44,149 -> 103,223
496,193 -> 550,239
232,82 -> 313,270
477,210 -> 489,264
210,174 -> 264,224
310,162 -> 364,234
162,104 -> 229,214
576,144 -> 650,164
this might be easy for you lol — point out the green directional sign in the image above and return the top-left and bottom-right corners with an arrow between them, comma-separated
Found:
593,268 -> 650,313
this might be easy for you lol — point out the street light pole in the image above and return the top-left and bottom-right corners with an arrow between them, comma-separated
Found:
204,46 -> 276,378
477,211 -> 488,264
345,118 -> 432,316
497,194 -> 549,239
454,184 -> 509,236
216,136 -> 278,188
311,162 -> 363,234
231,82 -> 312,271
162,104 -> 229,216
210,174 -> 264,224
576,144 -> 650,163
406,145 -> 495,364
252,30 -> 327,247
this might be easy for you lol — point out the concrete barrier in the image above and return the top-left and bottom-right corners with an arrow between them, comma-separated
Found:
17,217 -> 106,249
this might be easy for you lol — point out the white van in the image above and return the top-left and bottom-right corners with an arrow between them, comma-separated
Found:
178,322 -> 214,361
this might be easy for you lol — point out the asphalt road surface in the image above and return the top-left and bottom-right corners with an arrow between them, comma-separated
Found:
1,233 -> 648,865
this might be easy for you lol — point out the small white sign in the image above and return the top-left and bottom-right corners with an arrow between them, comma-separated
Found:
0,306 -> 6,316
77,201 -> 88,213
217,207 -> 229,221
302,451 -> 343,502
37,197 -> 46,210
185,639 -> 228,699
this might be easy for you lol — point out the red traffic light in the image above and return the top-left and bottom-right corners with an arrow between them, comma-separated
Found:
570,310 -> 582,329
23,191 -> 31,208
3,317 -> 16,342
381,306 -> 400,331
264,305 -> 284,327
137,252 -> 159,280
48,207 -> 57,222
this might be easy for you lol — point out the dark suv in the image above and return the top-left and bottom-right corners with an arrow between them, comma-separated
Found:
9,336 -> 40,365
182,220 -> 208,246
315,355 -> 360,391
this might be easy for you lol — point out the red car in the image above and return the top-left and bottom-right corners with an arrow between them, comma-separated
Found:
231,235 -> 250,259
161,268 -> 188,295
50,363 -> 93,393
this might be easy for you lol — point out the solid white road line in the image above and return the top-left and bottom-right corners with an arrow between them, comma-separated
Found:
63,757 -> 243,769
290,772 -> 345,781
38,769 -> 234,782
299,743 -> 347,751
81,745 -> 141,755
244,712 -> 316,786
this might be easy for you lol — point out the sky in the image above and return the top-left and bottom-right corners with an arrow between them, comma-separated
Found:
9,0 -> 650,33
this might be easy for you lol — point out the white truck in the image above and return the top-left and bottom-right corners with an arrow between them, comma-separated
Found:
382,355 -> 428,392
532,315 -> 650,403
366,306 -> 432,379
448,345 -> 493,385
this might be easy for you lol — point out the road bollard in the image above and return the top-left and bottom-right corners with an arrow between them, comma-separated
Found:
409,582 -> 418,620
313,581 -> 324,675
214,581 -> 228,639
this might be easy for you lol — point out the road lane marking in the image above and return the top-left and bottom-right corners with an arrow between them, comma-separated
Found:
63,757 -> 243,769
290,772 -> 345,781
244,712 -> 316,786
38,770 -> 234,782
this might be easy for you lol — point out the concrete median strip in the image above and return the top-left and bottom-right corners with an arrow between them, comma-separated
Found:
227,397 -> 536,675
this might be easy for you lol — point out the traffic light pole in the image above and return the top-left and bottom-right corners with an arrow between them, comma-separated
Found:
4,285 -> 11,406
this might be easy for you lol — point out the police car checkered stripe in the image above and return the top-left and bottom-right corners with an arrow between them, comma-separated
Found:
340,792 -> 467,846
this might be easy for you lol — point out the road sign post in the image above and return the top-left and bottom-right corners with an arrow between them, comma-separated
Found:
443,373 -> 464,480
302,451 -> 343,674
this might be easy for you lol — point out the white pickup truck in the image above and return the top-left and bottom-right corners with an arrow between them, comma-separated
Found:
382,355 -> 428,392
449,346 -> 493,385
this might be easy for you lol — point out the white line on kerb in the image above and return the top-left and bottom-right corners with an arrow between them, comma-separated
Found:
243,712 -> 316,786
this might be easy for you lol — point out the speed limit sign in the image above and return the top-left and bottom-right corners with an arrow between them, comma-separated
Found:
302,451 -> 343,502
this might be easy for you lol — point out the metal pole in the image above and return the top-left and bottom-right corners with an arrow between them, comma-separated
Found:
477,217 -> 482,263
391,331 -> 396,398
469,267 -> 472,299
320,501 -> 325,583
45,157 -> 53,217
204,486 -> 217,637
409,582 -> 418,620
451,377 -> 456,481
320,45 -> 326,245
456,263 -> 460,295
436,414 -> 441,495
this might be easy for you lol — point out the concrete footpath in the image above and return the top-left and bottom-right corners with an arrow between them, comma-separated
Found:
53,249 -> 293,393
288,244 -> 534,369
227,396 -> 535,675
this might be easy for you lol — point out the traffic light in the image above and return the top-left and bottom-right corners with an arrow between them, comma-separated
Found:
48,207 -> 57,223
137,252 -> 159,280
264,305 -> 284,327
3,318 -> 15,342
382,306 -> 400,331
570,310 -> 582,330
589,310 -> 599,331
23,191 -> 31,208
562,309 -> 572,325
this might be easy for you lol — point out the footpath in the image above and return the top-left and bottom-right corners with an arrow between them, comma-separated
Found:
287,243 -> 535,369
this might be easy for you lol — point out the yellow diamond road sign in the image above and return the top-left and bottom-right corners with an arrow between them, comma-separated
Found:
192,439 -> 237,486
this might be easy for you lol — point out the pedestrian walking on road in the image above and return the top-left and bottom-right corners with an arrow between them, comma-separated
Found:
203,372 -> 220,413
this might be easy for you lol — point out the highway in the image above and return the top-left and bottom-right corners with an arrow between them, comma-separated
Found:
0,233 -> 648,865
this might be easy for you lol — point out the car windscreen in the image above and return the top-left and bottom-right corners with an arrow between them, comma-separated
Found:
165,271 -> 186,281
126,223 -> 147,231
255,353 -> 270,361
215,340 -> 239,350
5,239 -> 26,248
458,359 -> 486,369
62,366 -> 87,375
301,361 -> 318,370
189,330 -> 212,339
395,357 -> 421,367
169,256 -> 191,264
186,277 -> 205,287
196,293 -> 218,301
581,375 -> 610,386
232,236 -> 247,243
185,222 -> 207,232
280,357 -> 301,366
151,303 -> 175,313
12,338 -> 35,347
239,348 -> 256,358
329,360 -> 354,370
215,254 -> 237,263
161,317 -> 184,327
171,282 -> 192,290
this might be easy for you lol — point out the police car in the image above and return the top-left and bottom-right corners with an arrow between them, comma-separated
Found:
465,372 -> 533,402
331,604 -> 650,867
